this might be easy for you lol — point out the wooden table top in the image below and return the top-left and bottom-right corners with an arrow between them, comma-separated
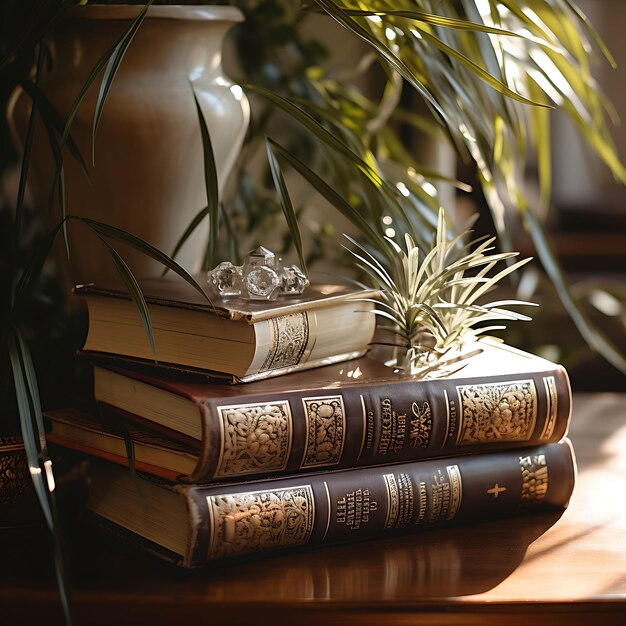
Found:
2,393 -> 626,625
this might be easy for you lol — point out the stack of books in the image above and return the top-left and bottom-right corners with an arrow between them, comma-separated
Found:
47,275 -> 576,567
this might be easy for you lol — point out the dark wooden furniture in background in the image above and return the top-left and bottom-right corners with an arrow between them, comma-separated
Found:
2,393 -> 626,625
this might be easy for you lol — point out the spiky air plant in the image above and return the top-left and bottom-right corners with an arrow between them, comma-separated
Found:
346,209 -> 536,374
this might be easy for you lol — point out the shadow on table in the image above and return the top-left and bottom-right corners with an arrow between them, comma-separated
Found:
61,509 -> 562,600
188,510 -> 564,601
1,508 -> 563,626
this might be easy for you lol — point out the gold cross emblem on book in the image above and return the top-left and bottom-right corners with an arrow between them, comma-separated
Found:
487,483 -> 507,498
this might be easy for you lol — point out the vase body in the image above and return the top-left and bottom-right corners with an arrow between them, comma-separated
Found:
7,5 -> 249,282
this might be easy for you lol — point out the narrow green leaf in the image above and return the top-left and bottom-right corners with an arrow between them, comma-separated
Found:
314,0 -> 445,118
563,0 -> 617,68
58,165 -> 70,258
75,216 -> 214,310
190,82 -> 219,269
221,203 -> 240,265
7,334 -> 51,526
266,139 -> 307,275
524,209 -> 626,373
339,8 -> 523,37
121,426 -> 138,479
266,139 -> 386,254
19,78 -> 89,179
50,1 -> 153,206
245,83 -> 384,187
96,235 -> 157,361
13,45 -> 45,295
414,26 -> 550,108
92,0 -> 153,165
8,329 -> 74,625
15,219 -> 65,303
166,205 -> 210,268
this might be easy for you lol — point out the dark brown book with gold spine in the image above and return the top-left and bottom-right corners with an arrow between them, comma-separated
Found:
74,340 -> 571,483
86,439 -> 576,567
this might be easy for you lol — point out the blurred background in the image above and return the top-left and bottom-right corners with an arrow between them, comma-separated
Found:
1,0 -> 625,408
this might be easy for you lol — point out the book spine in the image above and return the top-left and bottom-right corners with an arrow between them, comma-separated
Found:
185,440 -> 575,565
192,366 -> 571,482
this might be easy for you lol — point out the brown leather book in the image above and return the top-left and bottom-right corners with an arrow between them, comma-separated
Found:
86,439 -> 576,566
50,340 -> 572,483
75,276 -> 377,382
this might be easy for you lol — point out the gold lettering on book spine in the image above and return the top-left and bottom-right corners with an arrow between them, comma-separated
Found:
301,395 -> 346,468
260,312 -> 310,372
215,400 -> 292,477
455,379 -> 537,445
540,376 -> 558,441
207,485 -> 315,559
383,473 -> 399,529
446,465 -> 462,520
519,453 -> 549,505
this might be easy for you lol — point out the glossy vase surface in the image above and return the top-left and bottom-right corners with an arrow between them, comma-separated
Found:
8,5 -> 249,282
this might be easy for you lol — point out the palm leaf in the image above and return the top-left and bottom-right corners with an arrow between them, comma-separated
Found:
189,82 -> 220,270
167,205 -> 209,266
19,77 -> 89,179
76,217 -> 214,310
266,139 -> 307,275
49,1 -> 153,210
266,139 -> 386,254
8,328 -> 73,625
92,0 -> 154,165
339,8 -> 523,36
524,209 -> 626,372
314,0 -> 444,117
96,236 -> 157,361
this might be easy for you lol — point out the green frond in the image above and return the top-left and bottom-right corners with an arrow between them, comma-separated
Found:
346,208 -> 535,372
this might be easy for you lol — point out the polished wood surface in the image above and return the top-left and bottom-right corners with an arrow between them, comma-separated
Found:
2,393 -> 626,625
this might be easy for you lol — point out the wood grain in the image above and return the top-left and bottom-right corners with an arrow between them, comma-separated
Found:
1,393 -> 625,625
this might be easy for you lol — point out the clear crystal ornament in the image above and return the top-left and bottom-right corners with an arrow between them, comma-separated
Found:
280,264 -> 309,295
245,266 -> 280,300
207,261 -> 242,297
243,246 -> 277,273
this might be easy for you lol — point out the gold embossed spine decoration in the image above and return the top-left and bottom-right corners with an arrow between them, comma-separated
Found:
383,473 -> 399,529
259,312 -> 311,372
446,465 -> 463,520
215,400 -> 293,477
540,376 -> 558,441
301,395 -> 346,468
455,379 -> 538,446
519,453 -> 549,505
206,485 -> 315,559
0,437 -> 30,510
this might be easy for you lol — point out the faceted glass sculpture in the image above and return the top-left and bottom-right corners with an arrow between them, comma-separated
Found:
207,248 -> 309,300
281,264 -> 309,295
243,246 -> 277,274
245,266 -> 280,300
207,261 -> 242,297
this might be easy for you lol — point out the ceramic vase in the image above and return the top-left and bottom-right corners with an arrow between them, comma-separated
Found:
7,5 -> 250,282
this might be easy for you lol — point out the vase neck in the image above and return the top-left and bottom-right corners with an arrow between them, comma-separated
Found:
48,18 -> 235,79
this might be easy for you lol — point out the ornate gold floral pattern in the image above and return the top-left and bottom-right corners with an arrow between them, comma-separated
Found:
455,379 -> 537,445
216,401 -> 292,477
206,485 -> 315,558
519,453 -> 549,504
0,437 -> 29,508
260,312 -> 310,372
301,395 -> 346,468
